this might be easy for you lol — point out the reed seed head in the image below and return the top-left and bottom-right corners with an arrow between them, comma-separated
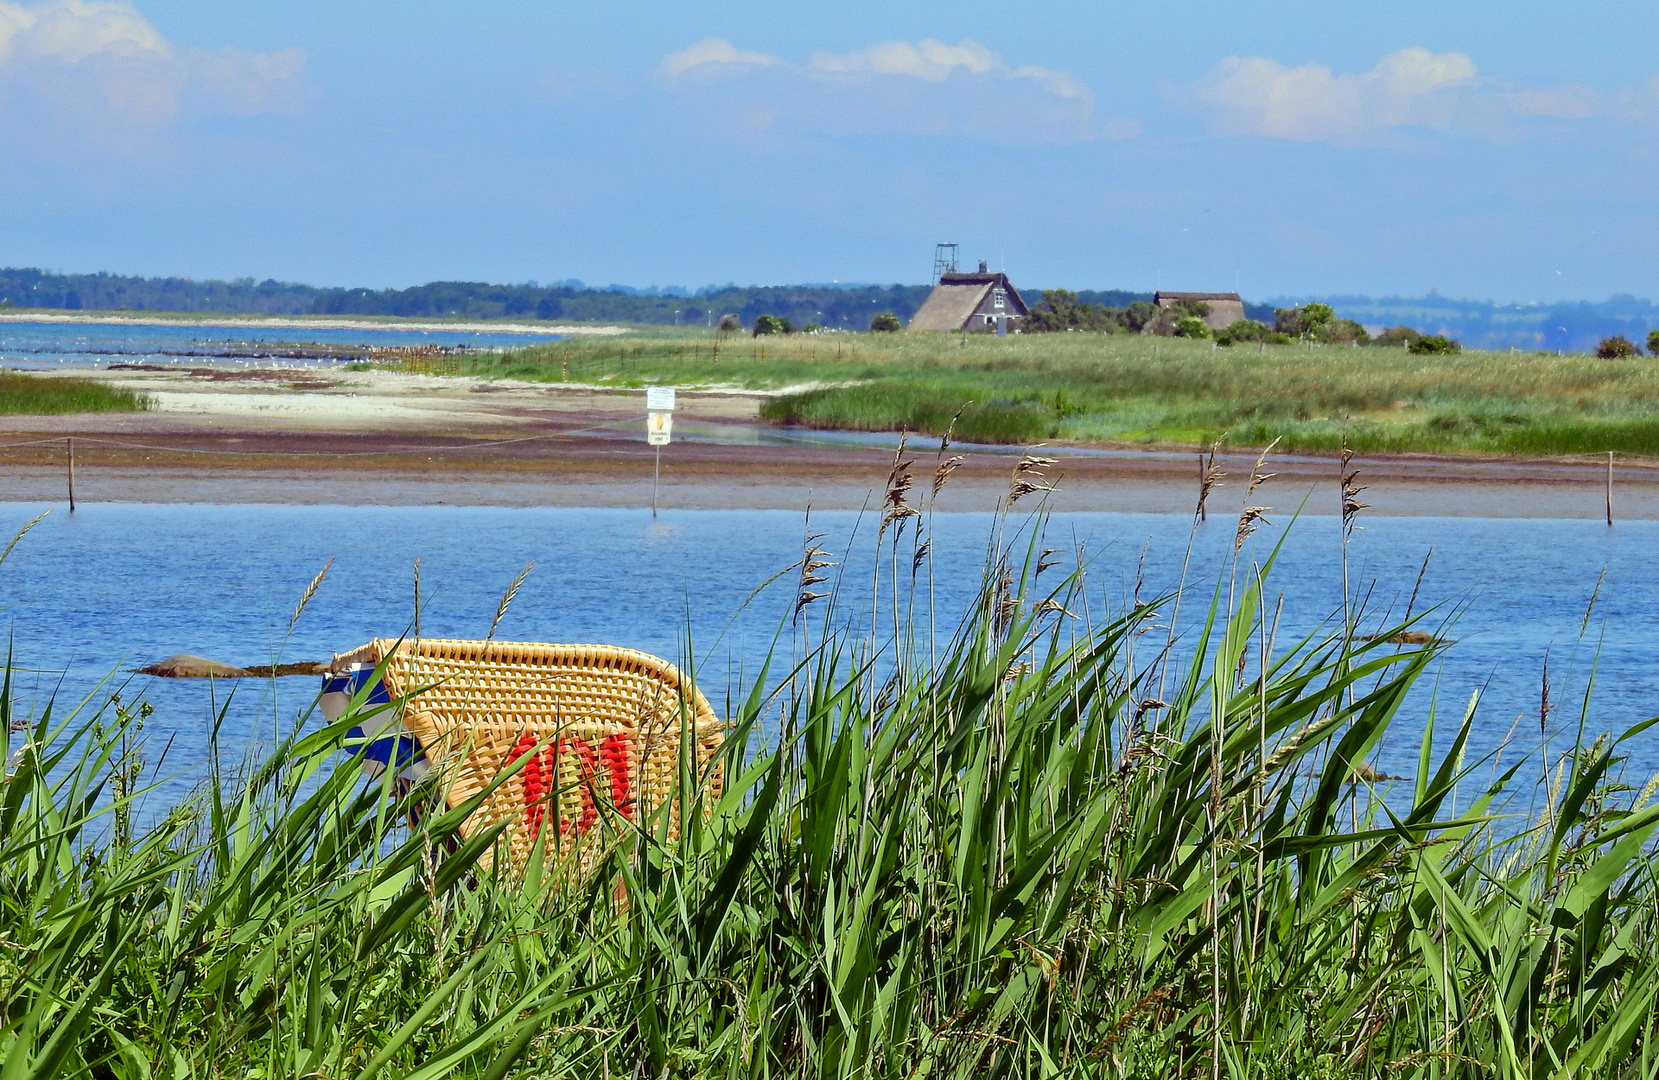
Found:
795,531 -> 837,622
1196,437 -> 1225,521
487,561 -> 534,641
1235,507 -> 1270,555
1008,447 -> 1056,504
289,556 -> 335,633
940,403 -> 969,452
932,455 -> 964,498
1244,437 -> 1280,501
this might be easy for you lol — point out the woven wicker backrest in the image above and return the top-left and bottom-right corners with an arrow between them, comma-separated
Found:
357,638 -> 723,877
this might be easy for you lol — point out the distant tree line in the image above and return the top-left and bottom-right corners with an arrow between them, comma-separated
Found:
12,265 -> 1659,353
0,267 -> 943,329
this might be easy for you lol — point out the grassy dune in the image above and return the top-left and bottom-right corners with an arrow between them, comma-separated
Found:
468,333 -> 1659,454
8,490 -> 1659,1076
0,372 -> 151,415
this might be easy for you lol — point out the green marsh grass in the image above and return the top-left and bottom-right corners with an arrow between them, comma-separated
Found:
468,332 -> 1659,455
0,372 -> 151,415
7,488 -> 1659,1077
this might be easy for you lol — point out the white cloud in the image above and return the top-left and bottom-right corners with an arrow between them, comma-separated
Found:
187,47 -> 310,117
807,39 -> 998,82
0,0 -> 312,131
1616,75 -> 1659,121
1191,47 -> 1476,142
656,36 -> 1115,144
1502,85 -> 1598,120
1186,47 -> 1640,144
658,38 -> 781,82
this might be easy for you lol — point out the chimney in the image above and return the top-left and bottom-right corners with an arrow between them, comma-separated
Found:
978,260 -> 988,273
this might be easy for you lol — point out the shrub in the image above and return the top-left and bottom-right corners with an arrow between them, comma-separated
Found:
1265,331 -> 1293,345
1319,317 -> 1371,345
801,323 -> 823,334
1597,334 -> 1641,359
1221,318 -> 1268,343
870,311 -> 902,333
753,314 -> 793,336
718,313 -> 742,333
1649,328 -> 1659,356
1173,316 -> 1211,339
1409,334 -> 1461,355
1372,325 -> 1422,347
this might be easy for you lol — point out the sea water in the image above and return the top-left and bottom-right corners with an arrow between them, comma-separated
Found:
0,319 -> 558,369
0,503 -> 1651,813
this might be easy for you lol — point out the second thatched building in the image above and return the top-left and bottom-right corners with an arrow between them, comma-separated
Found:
1143,291 -> 1247,334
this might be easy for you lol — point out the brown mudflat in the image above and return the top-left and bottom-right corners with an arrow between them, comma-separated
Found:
0,364 -> 1652,517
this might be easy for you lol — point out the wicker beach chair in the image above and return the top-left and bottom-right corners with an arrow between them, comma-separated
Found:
332,638 -> 725,878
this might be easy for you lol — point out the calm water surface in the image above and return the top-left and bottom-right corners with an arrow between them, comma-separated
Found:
1,503 -> 1654,811
0,320 -> 556,369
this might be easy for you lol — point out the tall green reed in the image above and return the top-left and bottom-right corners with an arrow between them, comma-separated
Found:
3,495 -> 1659,1078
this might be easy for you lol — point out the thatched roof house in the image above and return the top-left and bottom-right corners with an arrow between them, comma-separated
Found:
908,264 -> 1029,332
1146,291 -> 1246,333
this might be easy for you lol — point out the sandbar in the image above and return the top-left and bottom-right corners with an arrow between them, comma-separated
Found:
0,364 -> 1652,518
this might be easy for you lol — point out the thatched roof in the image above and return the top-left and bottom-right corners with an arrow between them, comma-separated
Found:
908,282 -> 993,331
1149,291 -> 1248,332
1154,291 -> 1242,304
908,271 -> 1027,331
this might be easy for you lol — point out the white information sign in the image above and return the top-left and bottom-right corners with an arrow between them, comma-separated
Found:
647,411 -> 673,446
645,386 -> 676,412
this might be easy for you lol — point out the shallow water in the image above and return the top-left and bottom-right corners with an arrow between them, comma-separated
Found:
0,319 -> 556,369
1,502 -> 1653,815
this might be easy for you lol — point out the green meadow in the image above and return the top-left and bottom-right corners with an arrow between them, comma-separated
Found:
465,332 -> 1659,455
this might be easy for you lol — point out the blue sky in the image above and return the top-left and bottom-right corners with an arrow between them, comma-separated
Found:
1,0 -> 1656,301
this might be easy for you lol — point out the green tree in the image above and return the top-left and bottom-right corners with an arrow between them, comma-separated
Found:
1024,290 -> 1121,333
754,314 -> 793,336
870,311 -> 902,332
1648,328 -> 1659,356
1121,300 -> 1159,333
1274,303 -> 1335,339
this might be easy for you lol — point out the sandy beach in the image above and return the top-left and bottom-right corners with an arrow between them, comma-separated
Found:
2,362 -> 1655,517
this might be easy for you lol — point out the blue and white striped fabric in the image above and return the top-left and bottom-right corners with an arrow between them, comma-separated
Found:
320,664 -> 430,784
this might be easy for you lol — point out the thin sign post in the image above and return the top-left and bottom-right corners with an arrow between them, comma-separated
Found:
1599,451 -> 1612,530
645,388 -> 675,517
